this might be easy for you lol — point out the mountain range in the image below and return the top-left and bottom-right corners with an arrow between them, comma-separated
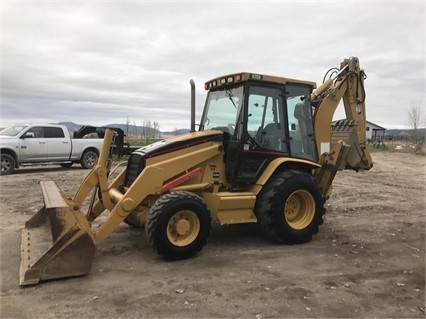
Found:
57,122 -> 190,137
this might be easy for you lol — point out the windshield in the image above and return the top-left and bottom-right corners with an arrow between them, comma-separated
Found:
0,126 -> 28,136
200,85 -> 244,132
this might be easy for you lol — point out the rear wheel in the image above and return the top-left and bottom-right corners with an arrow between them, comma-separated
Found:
146,191 -> 212,260
1,153 -> 16,175
80,150 -> 98,169
254,170 -> 325,244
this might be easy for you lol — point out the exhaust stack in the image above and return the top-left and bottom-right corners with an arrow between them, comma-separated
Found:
190,79 -> 196,132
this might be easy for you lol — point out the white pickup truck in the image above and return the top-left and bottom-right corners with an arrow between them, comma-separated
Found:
0,124 -> 104,175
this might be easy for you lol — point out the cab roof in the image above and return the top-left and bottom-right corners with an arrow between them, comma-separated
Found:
204,72 -> 317,91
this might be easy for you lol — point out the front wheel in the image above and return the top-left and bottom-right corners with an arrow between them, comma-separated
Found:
254,170 -> 325,244
1,153 -> 16,175
80,150 -> 98,169
146,191 -> 212,260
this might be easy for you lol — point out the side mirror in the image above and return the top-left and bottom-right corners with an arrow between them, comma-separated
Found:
291,123 -> 296,131
21,132 -> 35,138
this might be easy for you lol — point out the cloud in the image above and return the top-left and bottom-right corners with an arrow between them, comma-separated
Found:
1,1 -> 424,130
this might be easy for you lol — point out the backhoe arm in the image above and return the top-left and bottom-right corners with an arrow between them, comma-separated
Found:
312,57 -> 373,197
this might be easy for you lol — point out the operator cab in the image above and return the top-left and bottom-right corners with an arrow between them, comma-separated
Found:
200,72 -> 317,187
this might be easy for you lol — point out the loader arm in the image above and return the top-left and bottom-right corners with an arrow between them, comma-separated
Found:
311,57 -> 373,196
92,142 -> 222,245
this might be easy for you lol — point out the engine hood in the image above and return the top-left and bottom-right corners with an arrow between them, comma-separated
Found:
132,130 -> 224,159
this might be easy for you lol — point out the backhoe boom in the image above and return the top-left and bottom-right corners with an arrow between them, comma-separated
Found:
312,57 -> 373,196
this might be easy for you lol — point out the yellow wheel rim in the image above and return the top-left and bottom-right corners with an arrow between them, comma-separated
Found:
284,190 -> 315,230
167,210 -> 200,247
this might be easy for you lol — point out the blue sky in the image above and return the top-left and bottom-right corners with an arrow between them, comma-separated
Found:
1,0 -> 425,130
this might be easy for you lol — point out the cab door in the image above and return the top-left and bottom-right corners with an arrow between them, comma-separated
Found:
285,84 -> 316,161
225,84 -> 288,185
46,127 -> 71,160
18,126 -> 48,162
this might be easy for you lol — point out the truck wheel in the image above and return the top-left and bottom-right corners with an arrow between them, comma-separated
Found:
254,170 -> 325,244
1,153 -> 16,175
80,150 -> 98,169
146,191 -> 212,260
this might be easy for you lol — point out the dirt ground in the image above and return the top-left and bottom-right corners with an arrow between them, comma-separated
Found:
0,150 -> 425,318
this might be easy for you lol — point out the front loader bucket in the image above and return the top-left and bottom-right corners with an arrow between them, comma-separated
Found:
20,181 -> 96,286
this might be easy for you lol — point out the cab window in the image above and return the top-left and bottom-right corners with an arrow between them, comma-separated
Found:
27,127 -> 44,138
247,85 -> 287,152
201,86 -> 244,134
46,127 -> 65,138
286,84 -> 316,161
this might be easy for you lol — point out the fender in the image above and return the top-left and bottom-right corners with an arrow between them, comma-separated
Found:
254,157 -> 320,190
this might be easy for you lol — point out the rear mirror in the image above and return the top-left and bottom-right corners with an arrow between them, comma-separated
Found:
21,132 -> 35,138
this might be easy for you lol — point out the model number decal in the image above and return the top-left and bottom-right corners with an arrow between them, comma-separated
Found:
250,73 -> 263,80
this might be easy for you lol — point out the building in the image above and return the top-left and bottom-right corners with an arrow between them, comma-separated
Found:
365,121 -> 386,140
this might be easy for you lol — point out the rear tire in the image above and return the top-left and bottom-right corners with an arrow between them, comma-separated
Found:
254,170 -> 325,244
1,153 -> 16,175
80,150 -> 98,169
146,191 -> 212,260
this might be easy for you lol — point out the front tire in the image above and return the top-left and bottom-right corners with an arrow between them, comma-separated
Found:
254,170 -> 325,244
1,154 -> 16,175
146,191 -> 212,260
80,150 -> 98,169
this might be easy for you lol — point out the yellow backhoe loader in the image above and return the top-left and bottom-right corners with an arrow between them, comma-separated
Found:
20,57 -> 373,285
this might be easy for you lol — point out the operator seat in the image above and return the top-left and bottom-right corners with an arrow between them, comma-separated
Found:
258,123 -> 282,151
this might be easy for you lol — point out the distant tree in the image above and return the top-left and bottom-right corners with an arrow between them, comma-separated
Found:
125,116 -> 130,137
141,119 -> 161,139
153,121 -> 161,138
145,120 -> 152,139
133,121 -> 138,138
141,120 -> 146,138
143,120 -> 151,138
407,100 -> 425,149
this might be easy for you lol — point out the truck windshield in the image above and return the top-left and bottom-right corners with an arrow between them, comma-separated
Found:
200,85 -> 244,133
0,126 -> 27,136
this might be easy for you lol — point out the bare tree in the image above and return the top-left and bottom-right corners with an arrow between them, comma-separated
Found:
133,121 -> 137,138
153,121 -> 161,138
145,120 -> 152,139
141,120 -> 146,138
407,100 -> 425,149
141,119 -> 161,139
125,116 -> 130,137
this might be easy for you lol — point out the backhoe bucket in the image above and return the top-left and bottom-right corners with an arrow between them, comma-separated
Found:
20,180 -> 95,286
331,120 -> 372,171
